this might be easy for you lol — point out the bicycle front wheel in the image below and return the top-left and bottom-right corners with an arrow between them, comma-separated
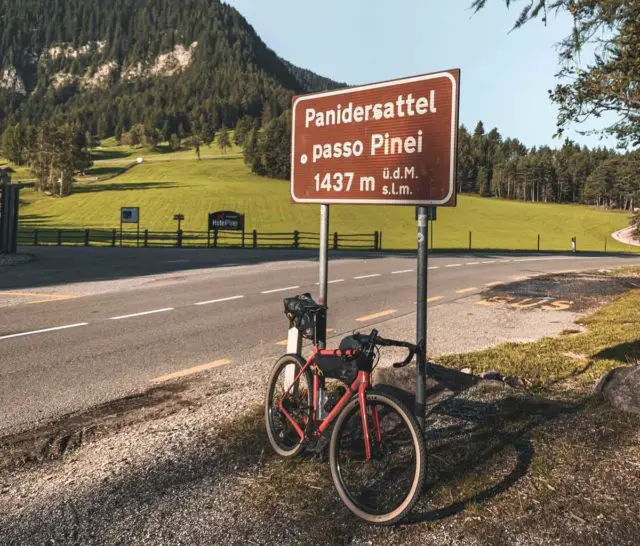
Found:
329,391 -> 426,525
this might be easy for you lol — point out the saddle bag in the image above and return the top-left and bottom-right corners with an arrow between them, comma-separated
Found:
283,293 -> 324,340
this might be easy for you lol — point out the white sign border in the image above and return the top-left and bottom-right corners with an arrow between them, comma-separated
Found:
291,70 -> 458,206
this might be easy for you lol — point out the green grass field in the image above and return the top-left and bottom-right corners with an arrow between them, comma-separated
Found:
11,144 -> 638,251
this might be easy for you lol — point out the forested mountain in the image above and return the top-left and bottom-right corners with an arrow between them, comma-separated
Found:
0,0 -> 342,137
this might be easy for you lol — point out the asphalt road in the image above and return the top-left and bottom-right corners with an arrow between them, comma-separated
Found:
2,247 -> 640,434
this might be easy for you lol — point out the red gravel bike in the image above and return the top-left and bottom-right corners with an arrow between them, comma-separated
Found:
265,294 -> 426,525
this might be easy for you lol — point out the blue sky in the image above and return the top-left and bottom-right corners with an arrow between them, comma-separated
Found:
225,0 -> 613,149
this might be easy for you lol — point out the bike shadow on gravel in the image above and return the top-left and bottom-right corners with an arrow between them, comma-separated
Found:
376,364 -> 583,526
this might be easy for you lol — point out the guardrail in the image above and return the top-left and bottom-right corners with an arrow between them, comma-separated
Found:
16,228 -> 382,251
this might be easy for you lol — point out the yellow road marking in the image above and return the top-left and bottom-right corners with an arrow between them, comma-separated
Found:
0,290 -> 79,306
427,296 -> 444,303
0,290 -> 76,300
486,281 -> 503,287
356,310 -> 397,322
151,359 -> 232,383
26,295 -> 79,305
456,287 -> 477,294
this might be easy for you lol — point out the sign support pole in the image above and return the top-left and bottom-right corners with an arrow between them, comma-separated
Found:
318,204 -> 330,350
415,206 -> 429,431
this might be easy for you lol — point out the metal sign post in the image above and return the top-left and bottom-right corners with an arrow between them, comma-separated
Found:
415,207 -> 432,430
317,204 -> 330,349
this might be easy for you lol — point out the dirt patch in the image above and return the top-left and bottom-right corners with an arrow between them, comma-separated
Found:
483,271 -> 640,312
0,379 -> 231,472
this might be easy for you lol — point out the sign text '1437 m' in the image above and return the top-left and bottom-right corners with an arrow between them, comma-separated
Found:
314,172 -> 412,196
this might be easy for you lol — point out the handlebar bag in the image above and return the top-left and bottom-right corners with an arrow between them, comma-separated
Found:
283,294 -> 324,340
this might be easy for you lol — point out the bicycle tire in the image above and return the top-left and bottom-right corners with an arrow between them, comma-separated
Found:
329,391 -> 426,525
265,354 -> 313,458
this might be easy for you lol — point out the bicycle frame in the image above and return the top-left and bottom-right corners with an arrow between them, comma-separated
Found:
278,346 -> 381,460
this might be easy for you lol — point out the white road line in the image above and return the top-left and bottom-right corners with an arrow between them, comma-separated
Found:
261,286 -> 300,294
110,308 -> 174,320
0,323 -> 88,341
465,262 -> 481,265
482,261 -> 496,264
354,274 -> 381,280
328,279 -> 345,284
446,264 -> 462,268
195,295 -> 244,306
428,266 -> 440,270
391,269 -> 414,275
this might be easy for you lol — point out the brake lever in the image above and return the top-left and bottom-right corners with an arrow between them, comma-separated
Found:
392,349 -> 415,368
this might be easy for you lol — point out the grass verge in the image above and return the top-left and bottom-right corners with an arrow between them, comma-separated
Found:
440,288 -> 640,390
221,287 -> 640,543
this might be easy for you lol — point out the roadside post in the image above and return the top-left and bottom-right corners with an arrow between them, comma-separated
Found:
290,70 -> 460,429
0,167 -> 20,254
173,213 -> 185,248
173,213 -> 185,232
120,207 -> 140,247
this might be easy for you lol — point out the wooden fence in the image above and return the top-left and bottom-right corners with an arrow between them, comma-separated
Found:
16,228 -> 382,251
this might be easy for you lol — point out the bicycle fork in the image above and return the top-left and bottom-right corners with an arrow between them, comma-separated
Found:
358,381 -> 382,460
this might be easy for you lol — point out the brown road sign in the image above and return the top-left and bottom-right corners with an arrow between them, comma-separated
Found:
291,70 -> 460,206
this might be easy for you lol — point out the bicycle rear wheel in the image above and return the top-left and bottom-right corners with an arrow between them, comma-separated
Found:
329,391 -> 426,525
265,354 -> 313,458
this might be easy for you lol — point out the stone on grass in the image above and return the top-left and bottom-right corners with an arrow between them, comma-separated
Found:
481,370 -> 503,381
594,366 -> 640,415
503,375 -> 524,389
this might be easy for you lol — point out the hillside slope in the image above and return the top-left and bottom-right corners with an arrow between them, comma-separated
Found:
17,149 -> 636,252
0,0 -> 343,136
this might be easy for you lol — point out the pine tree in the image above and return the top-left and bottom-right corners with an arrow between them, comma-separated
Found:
477,166 -> 491,197
170,133 -> 181,151
186,134 -> 202,160
243,127 -> 261,173
234,115 -> 254,146
29,123 -> 92,196
217,126 -> 231,153
261,111 -> 291,179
